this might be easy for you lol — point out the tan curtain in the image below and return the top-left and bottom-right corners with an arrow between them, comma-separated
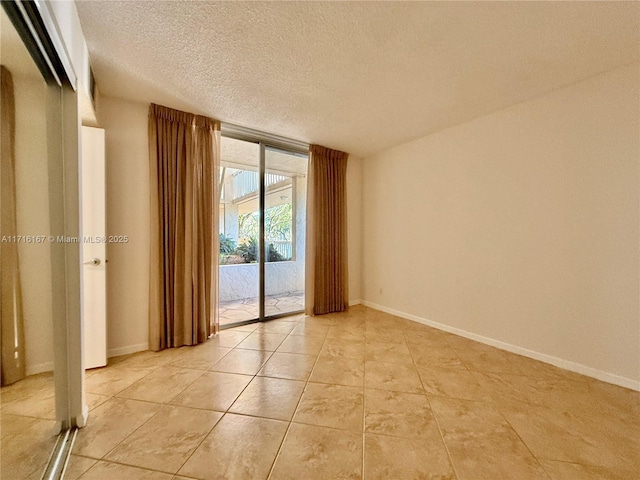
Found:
305,145 -> 349,315
0,65 -> 26,385
148,104 -> 220,350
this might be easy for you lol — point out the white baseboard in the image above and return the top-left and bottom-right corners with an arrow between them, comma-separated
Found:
25,345 -> 148,375
26,361 -> 54,376
349,299 -> 362,306
361,300 -> 640,392
107,343 -> 148,358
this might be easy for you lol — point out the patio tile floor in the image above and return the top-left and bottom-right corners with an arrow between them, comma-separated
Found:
219,291 -> 304,326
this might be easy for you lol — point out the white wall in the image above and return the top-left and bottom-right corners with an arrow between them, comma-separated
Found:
13,76 -> 54,375
362,64 -> 640,388
100,96 -> 364,354
99,97 -> 150,356
347,155 -> 363,303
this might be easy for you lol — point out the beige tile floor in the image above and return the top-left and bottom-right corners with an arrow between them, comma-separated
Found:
2,305 -> 639,479
219,292 -> 304,326
0,372 -> 58,479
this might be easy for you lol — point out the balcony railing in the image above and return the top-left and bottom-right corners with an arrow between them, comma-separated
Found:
232,171 -> 288,201
269,241 -> 293,260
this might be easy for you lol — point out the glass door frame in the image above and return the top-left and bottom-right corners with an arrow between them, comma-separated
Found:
219,126 -> 308,329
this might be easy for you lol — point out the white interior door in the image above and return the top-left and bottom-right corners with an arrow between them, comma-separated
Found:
81,126 -> 107,369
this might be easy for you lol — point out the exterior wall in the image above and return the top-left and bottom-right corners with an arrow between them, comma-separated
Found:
220,261 -> 304,301
223,204 -> 239,241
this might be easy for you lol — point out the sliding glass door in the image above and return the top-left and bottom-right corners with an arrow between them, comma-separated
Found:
264,147 -> 307,317
219,138 -> 261,324
218,135 -> 307,328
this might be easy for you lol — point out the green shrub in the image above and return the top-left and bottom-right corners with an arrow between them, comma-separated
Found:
236,237 -> 285,263
219,234 -> 236,254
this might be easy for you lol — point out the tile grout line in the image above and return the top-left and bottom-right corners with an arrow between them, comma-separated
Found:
87,316 -> 444,475
361,337 -> 368,480
85,362 -> 158,399
76,456 -> 194,478
442,340 -> 556,478
177,368 -> 262,473
405,329 -> 460,480
415,326 -> 563,478
467,367 -> 555,479
265,319 -> 332,480
173,323 -> 294,478
15,307 -> 636,479
422,392 -> 461,480
79,335 -> 253,475
93,372 -> 206,470
166,314 -> 299,479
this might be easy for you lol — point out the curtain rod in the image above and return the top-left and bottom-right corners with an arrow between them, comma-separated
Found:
220,122 -> 309,154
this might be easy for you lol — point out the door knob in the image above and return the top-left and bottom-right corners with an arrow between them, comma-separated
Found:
83,258 -> 101,266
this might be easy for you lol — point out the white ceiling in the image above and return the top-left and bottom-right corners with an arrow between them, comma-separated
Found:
75,1 -> 639,158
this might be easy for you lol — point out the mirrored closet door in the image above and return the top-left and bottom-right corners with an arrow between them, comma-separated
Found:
1,2 -> 83,478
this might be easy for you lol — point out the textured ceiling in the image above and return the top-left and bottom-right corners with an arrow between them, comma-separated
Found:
76,1 -> 639,158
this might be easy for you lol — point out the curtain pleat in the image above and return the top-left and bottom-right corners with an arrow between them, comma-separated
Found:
0,65 -> 26,385
148,104 -> 219,350
306,144 -> 349,315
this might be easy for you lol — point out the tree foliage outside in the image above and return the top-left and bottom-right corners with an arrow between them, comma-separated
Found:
265,203 -> 292,242
238,211 -> 258,243
219,234 -> 236,254
238,203 -> 292,244
220,203 -> 292,264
